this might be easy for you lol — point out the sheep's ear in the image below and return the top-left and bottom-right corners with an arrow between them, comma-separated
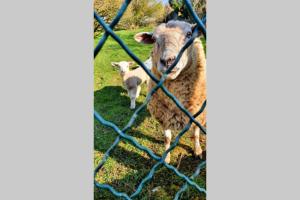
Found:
192,24 -> 202,37
134,32 -> 155,44
111,62 -> 119,68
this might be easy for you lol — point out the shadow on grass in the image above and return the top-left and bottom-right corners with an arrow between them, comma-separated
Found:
94,86 -> 206,199
94,86 -> 195,153
95,145 -> 206,200
94,85 -> 151,153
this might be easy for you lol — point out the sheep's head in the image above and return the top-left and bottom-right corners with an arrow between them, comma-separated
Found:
111,61 -> 134,75
134,20 -> 199,80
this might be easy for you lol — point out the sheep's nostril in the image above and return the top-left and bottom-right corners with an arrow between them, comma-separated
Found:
166,57 -> 175,66
160,58 -> 166,66
161,57 -> 175,68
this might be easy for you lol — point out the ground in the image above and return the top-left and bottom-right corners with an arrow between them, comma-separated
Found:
94,27 -> 206,200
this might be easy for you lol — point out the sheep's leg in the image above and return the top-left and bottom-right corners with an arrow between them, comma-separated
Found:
164,129 -> 172,163
129,88 -> 137,110
194,126 -> 203,158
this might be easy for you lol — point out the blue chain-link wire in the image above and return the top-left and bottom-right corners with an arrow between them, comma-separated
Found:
94,0 -> 207,199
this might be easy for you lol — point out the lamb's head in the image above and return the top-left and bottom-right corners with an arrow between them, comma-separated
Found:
111,61 -> 134,75
134,20 -> 199,80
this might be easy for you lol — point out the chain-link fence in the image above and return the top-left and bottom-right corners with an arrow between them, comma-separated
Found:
94,0 -> 207,199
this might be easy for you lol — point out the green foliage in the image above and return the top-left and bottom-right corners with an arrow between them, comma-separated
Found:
94,0 -> 166,35
131,0 -> 166,27
169,0 -> 184,11
167,0 -> 206,22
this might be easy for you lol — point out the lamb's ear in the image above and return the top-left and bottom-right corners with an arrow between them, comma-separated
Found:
111,62 -> 119,68
134,32 -> 155,44
128,61 -> 135,66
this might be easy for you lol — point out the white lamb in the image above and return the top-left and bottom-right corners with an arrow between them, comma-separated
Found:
111,58 -> 152,109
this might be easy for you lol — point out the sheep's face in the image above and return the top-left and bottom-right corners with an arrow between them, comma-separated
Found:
111,61 -> 134,75
134,21 -> 198,80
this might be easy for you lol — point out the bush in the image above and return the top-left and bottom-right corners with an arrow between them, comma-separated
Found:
167,0 -> 206,23
94,0 -> 166,35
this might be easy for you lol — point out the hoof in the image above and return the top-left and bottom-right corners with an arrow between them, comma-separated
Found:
194,150 -> 206,160
194,146 -> 204,160
194,146 -> 203,157
164,154 -> 171,164
195,153 -> 203,160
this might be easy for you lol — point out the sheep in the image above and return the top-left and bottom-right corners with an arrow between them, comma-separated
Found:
111,58 -> 152,109
134,20 -> 206,163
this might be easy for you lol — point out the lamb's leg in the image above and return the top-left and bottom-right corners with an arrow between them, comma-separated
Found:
164,129 -> 172,163
136,86 -> 141,98
129,88 -> 137,110
194,126 -> 203,158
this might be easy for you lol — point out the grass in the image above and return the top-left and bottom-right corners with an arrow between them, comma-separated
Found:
94,27 -> 206,200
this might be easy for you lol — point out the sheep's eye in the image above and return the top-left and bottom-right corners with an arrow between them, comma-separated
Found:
186,32 -> 192,38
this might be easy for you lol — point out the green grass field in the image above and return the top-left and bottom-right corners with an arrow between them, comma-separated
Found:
94,28 -> 206,200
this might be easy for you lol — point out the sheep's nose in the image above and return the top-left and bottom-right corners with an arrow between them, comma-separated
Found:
160,56 -> 176,67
